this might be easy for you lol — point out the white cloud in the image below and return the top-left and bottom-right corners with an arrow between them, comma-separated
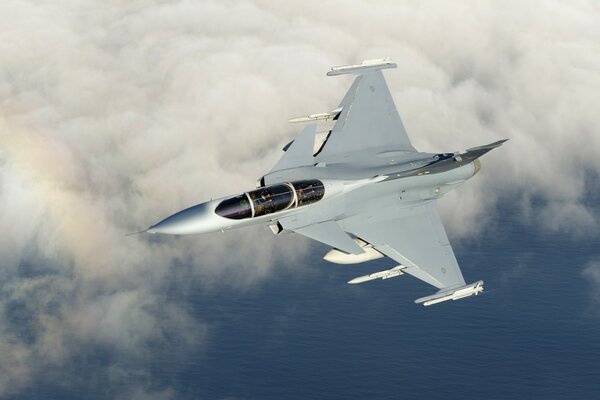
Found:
0,0 -> 599,397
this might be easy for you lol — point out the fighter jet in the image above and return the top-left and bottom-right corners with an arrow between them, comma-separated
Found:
146,58 -> 507,306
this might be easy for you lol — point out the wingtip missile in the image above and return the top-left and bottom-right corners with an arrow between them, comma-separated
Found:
327,58 -> 397,76
414,280 -> 484,306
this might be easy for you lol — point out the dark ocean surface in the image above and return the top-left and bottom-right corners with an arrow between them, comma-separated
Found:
17,205 -> 600,400
189,217 -> 600,399
178,211 -> 599,399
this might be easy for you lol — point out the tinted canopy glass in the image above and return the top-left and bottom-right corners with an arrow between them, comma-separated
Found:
215,180 -> 325,220
248,184 -> 294,217
293,180 -> 325,206
215,194 -> 252,220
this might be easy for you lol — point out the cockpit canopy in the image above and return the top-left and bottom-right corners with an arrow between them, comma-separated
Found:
215,180 -> 325,220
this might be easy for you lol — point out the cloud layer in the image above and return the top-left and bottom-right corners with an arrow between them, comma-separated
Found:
1,0 -> 599,397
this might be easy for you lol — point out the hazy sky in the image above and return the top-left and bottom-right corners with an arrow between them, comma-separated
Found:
1,0 -> 599,398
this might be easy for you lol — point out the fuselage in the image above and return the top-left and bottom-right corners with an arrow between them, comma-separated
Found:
147,153 -> 481,235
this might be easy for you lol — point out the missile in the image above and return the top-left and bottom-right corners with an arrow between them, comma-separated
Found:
347,266 -> 405,284
288,107 -> 343,123
414,280 -> 484,306
327,58 -> 397,76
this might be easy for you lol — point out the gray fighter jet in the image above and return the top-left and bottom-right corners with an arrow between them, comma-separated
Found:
146,58 -> 507,306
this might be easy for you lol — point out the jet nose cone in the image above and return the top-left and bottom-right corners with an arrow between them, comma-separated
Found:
147,203 -> 210,235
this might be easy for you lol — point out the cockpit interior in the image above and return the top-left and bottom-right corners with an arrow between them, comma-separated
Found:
215,180 -> 325,220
